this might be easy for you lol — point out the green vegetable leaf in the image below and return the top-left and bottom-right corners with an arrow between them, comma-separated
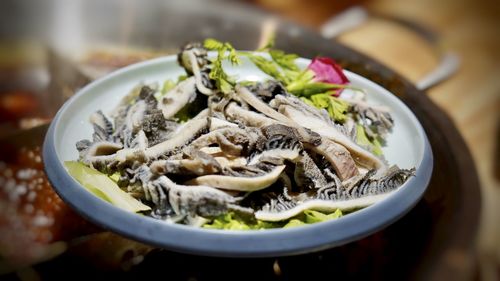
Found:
304,209 -> 342,223
203,38 -> 225,51
109,172 -> 120,183
269,49 -> 299,72
203,213 -> 251,230
285,69 -> 315,94
65,161 -> 151,213
283,219 -> 306,228
203,212 -> 279,230
242,44 -> 302,85
203,209 -> 343,230
304,93 -> 350,123
247,54 -> 287,82
356,124 -> 383,156
204,38 -> 241,65
177,74 -> 188,82
161,79 -> 176,94
203,38 -> 241,93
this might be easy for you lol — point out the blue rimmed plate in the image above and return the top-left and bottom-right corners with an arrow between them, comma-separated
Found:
43,55 -> 433,257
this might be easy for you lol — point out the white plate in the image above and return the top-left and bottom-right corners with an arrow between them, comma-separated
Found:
43,55 -> 433,257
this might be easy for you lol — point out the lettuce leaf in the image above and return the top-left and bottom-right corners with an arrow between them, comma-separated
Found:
161,79 -> 176,95
65,161 -> 151,213
355,124 -> 383,156
204,38 -> 241,94
283,219 -> 306,228
304,209 -> 342,223
203,213 -> 279,230
302,93 -> 349,123
203,209 -> 343,230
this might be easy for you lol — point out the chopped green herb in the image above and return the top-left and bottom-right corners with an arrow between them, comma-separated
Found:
303,93 -> 350,123
246,53 -> 287,82
269,49 -> 299,72
203,38 -> 241,93
356,124 -> 383,156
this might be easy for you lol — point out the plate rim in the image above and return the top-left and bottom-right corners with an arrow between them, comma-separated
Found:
43,55 -> 433,257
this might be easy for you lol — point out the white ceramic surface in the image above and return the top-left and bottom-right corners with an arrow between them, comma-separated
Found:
44,55 -> 432,257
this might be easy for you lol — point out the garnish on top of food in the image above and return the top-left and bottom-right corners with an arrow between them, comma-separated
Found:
69,38 -> 415,229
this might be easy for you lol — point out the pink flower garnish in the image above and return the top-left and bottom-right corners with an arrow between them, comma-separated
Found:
308,57 -> 349,96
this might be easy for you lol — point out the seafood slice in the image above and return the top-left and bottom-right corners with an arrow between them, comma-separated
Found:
177,43 -> 213,95
146,176 -> 246,218
293,151 -> 328,190
76,139 -> 121,158
90,110 -> 114,141
225,102 -> 277,127
224,102 -> 321,148
255,166 -> 415,221
124,100 -> 148,134
150,148 -> 222,176
236,85 -> 294,125
213,156 -> 248,168
305,138 -> 359,180
158,77 -> 197,119
278,102 -> 386,170
236,85 -> 319,143
261,123 -> 321,147
255,193 -> 394,221
246,80 -> 287,103
188,127 -> 252,156
344,98 -> 394,139
209,117 -> 238,131
112,117 -> 208,164
186,165 -> 286,192
144,117 -> 208,159
75,140 -> 122,171
248,130 -> 303,165
199,147 -> 248,168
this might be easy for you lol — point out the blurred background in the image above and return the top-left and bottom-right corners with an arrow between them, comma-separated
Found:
0,0 -> 498,280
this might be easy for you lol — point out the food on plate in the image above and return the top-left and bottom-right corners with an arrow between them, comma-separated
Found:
70,38 -> 415,229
